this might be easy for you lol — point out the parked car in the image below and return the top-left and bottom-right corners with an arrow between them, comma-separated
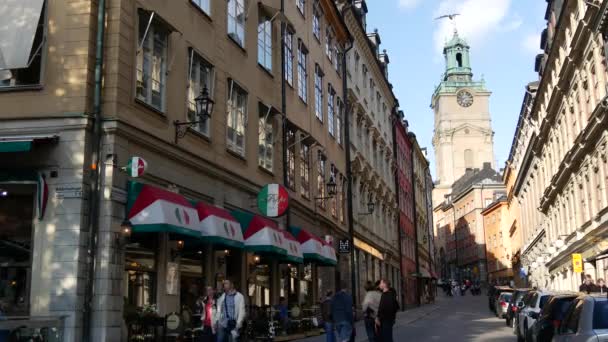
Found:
513,292 -> 535,336
528,293 -> 577,342
489,286 -> 513,313
495,292 -> 513,318
507,288 -> 532,327
553,293 -> 608,342
516,290 -> 552,342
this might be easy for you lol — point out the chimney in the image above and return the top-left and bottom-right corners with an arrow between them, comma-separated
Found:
483,162 -> 491,169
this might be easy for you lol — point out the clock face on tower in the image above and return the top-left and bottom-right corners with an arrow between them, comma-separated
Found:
457,90 -> 474,107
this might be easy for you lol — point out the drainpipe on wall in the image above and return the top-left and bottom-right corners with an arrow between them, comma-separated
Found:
84,0 -> 107,340
410,138 -> 420,307
341,3 -> 355,303
423,167 -> 433,288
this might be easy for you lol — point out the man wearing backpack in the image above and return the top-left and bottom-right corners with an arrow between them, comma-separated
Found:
375,279 -> 399,342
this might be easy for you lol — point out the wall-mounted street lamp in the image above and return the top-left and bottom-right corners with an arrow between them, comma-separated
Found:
170,240 -> 185,260
115,219 -> 133,248
358,194 -> 375,216
174,87 -> 214,143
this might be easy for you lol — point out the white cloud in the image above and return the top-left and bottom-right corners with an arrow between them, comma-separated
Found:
501,14 -> 523,32
432,0 -> 513,53
522,33 -> 541,55
398,0 -> 422,10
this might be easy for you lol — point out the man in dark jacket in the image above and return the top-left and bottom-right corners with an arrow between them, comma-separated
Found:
579,274 -> 599,293
331,281 -> 353,342
376,279 -> 399,342
321,291 -> 334,342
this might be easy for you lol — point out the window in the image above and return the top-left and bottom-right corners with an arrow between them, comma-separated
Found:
227,80 -> 248,155
592,301 -> 608,329
362,65 -> 368,88
258,17 -> 272,70
258,104 -> 273,171
297,42 -> 308,102
354,52 -> 360,73
300,143 -> 311,198
328,85 -> 335,136
287,129 -> 296,189
0,2 -> 47,88
336,97 -> 343,145
333,45 -> 340,72
296,0 -> 305,15
325,28 -> 333,61
136,12 -> 169,111
187,50 -> 214,136
456,53 -> 463,67
563,300 -> 583,334
227,0 -> 245,47
284,31 -> 294,85
125,233 -> 158,308
313,10 -> 320,40
376,92 -> 381,113
464,149 -> 473,169
330,165 -> 337,217
191,0 -> 210,14
339,175 -> 346,223
317,153 -> 326,209
314,65 -> 323,121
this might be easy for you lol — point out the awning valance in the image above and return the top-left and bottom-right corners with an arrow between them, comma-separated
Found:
195,202 -> 244,249
288,226 -> 333,266
281,230 -> 303,264
322,241 -> 337,266
230,210 -> 286,256
0,135 -> 58,152
127,182 -> 200,238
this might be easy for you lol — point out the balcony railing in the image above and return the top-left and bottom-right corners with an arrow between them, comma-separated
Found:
0,315 -> 66,341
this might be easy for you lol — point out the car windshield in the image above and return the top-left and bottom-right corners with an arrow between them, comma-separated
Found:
550,298 -> 575,320
592,300 -> 608,330
540,295 -> 551,309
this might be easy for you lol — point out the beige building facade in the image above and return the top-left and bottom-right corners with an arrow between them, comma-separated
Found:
513,0 -> 608,290
481,197 -> 513,284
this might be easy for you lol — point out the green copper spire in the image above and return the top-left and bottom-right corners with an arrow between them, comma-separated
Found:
443,30 -> 472,82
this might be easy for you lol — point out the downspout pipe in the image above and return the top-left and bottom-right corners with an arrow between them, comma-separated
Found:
84,0 -> 106,340
391,105 -> 405,310
423,166 -> 433,293
341,3 -> 355,303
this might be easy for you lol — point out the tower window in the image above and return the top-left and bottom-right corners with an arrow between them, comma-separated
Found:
464,149 -> 473,169
456,53 -> 463,68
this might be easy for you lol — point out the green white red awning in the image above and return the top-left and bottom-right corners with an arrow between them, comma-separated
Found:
195,202 -> 244,248
281,230 -> 303,264
287,226 -> 331,265
322,241 -> 337,266
127,182 -> 200,238
230,210 -> 287,255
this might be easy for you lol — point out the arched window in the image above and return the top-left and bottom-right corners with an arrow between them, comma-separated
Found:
456,53 -> 463,67
464,149 -> 473,168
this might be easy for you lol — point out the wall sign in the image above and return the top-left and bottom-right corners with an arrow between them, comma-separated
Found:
55,186 -> 83,199
572,253 -> 583,273
257,184 -> 289,217
338,239 -> 350,254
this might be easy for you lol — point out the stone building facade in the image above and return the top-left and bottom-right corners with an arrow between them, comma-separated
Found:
340,0 -> 401,305
513,0 -> 608,290
481,197 -> 513,284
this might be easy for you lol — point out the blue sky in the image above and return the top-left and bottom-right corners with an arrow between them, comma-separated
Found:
366,0 -> 547,177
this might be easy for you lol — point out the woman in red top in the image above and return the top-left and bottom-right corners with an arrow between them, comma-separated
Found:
200,286 -> 217,342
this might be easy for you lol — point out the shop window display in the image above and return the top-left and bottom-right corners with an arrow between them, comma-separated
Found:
0,185 -> 35,316
179,249 -> 205,330
124,233 -> 157,308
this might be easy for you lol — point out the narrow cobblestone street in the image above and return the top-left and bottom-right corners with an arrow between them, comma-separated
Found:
297,293 -> 513,342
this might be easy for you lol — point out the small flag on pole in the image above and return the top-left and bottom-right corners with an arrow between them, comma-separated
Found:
123,157 -> 147,178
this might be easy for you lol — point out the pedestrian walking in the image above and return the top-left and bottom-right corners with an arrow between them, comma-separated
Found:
376,279 -> 399,342
361,281 -> 381,342
579,274 -> 599,294
321,291 -> 334,342
198,286 -> 217,342
216,280 -> 246,342
331,281 -> 354,342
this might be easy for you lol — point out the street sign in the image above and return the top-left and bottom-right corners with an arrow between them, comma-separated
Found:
572,253 -> 583,273
257,184 -> 289,217
338,239 -> 350,254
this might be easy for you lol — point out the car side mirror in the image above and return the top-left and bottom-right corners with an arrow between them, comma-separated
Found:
517,302 -> 524,309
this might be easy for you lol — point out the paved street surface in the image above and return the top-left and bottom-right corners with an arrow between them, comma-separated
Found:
296,293 -> 513,342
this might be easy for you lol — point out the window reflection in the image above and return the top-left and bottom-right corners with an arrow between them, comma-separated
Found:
124,233 -> 157,308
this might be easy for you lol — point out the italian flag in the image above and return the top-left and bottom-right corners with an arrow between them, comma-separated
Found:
257,184 -> 288,217
125,157 -> 147,177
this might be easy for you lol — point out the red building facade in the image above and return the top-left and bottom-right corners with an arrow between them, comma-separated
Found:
394,117 -> 417,307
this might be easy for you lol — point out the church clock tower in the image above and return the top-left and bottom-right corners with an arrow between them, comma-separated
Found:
431,30 -> 495,204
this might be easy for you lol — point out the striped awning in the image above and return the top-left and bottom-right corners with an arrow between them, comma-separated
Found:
230,210 -> 287,256
195,202 -> 244,248
322,241 -> 337,266
281,230 -> 303,264
288,226 -> 333,266
127,182 -> 200,238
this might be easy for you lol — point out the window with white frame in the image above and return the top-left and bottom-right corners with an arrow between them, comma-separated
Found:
330,165 -> 337,217
300,143 -> 311,198
339,175 -> 346,223
227,0 -> 245,47
317,153 -> 326,209
136,11 -> 169,111
287,128 -> 296,189
314,65 -> 323,121
313,9 -> 320,40
336,97 -> 343,145
258,104 -> 273,171
296,0 -> 305,15
328,85 -> 335,136
226,80 -> 248,155
191,0 -> 210,14
325,28 -> 333,61
0,1 -> 47,88
333,44 -> 340,72
284,31 -> 294,85
298,42 -> 308,102
258,16 -> 272,70
187,49 -> 214,136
